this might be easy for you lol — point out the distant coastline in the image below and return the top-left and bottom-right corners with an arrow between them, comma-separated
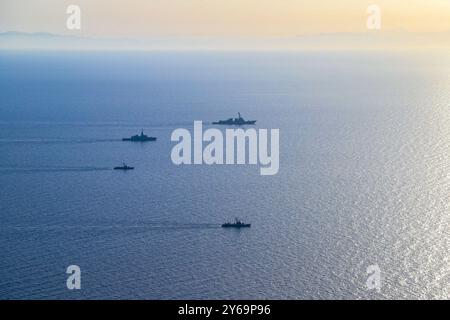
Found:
1,31 -> 449,51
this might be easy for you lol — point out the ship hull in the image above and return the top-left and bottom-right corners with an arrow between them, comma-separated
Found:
221,224 -> 251,228
212,121 -> 256,125
122,137 -> 157,142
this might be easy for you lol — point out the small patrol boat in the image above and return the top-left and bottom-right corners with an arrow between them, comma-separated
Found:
221,218 -> 251,228
114,162 -> 134,170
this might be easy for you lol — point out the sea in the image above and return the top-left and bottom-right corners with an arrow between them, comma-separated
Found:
1,50 -> 450,299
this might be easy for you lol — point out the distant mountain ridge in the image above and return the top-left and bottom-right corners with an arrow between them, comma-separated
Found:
1,31 -> 449,51
0,31 -> 140,50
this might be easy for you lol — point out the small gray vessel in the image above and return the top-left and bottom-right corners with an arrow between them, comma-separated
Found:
213,113 -> 256,126
221,218 -> 251,228
123,130 -> 156,142
114,162 -> 134,170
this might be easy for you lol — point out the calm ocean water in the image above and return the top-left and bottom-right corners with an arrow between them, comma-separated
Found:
1,50 -> 450,299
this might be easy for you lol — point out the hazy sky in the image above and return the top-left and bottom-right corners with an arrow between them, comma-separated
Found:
1,0 -> 450,37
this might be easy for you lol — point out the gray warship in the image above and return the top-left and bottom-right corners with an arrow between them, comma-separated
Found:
221,218 -> 251,228
213,113 -> 256,125
122,130 -> 156,142
114,162 -> 134,170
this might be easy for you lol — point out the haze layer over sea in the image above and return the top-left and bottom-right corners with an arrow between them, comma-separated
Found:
1,50 -> 450,299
